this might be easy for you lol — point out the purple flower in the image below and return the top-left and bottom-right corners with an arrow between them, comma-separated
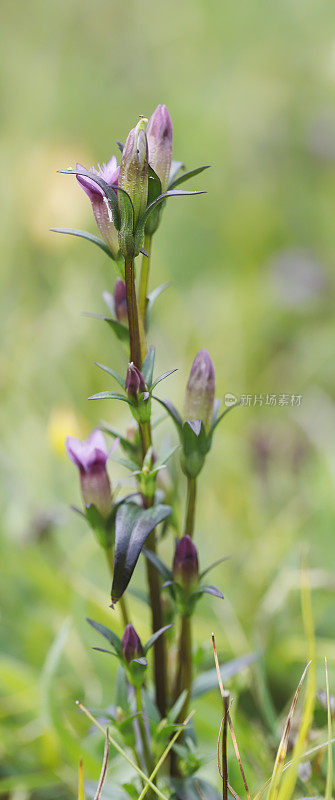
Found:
114,278 -> 128,325
121,623 -> 143,663
66,428 -> 115,519
125,362 -> 147,401
119,118 -> 148,225
183,349 -> 215,433
147,104 -> 173,192
173,535 -> 199,587
76,157 -> 120,258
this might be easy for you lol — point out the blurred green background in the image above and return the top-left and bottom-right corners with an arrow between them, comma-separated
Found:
1,0 -> 335,796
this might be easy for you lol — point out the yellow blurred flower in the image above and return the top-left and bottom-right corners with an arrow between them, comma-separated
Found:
48,406 -> 86,457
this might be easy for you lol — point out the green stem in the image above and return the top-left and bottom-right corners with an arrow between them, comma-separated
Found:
135,685 -> 154,777
183,476 -> 197,537
125,257 -> 142,368
105,547 -> 129,627
125,244 -> 167,717
139,234 -> 152,325
170,615 -> 192,776
171,476 -> 198,776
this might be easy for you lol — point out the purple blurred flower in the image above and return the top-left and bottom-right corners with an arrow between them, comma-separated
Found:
147,104 -> 173,192
66,428 -> 115,518
114,278 -> 128,325
173,535 -> 199,587
76,157 -> 120,258
184,349 -> 215,433
125,362 -> 147,401
121,623 -> 143,663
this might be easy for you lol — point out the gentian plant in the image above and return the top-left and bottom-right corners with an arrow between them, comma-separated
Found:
56,105 -> 245,797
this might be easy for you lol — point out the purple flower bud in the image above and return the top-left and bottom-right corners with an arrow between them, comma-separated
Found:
114,278 -> 128,325
183,349 -> 215,433
65,428 -> 113,518
173,535 -> 199,587
76,157 -> 120,258
119,118 -> 148,224
121,623 -> 143,663
125,362 -> 146,401
147,104 -> 173,192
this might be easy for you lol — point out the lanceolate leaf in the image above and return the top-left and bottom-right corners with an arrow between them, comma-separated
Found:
146,282 -> 170,328
112,502 -> 172,602
192,652 -> 258,697
86,618 -> 123,656
83,312 -> 129,344
192,584 -> 224,599
50,228 -> 116,261
147,165 -> 162,205
89,391 -> 132,404
137,188 -> 206,231
142,547 -> 173,582
211,400 -> 240,432
94,362 -> 126,390
199,555 -> 229,580
141,346 -> 155,387
151,369 -> 178,390
143,624 -> 173,655
152,397 -> 183,431
169,164 -> 210,190
168,160 -> 184,186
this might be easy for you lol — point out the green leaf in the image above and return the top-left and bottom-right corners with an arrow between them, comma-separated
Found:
94,362 -> 126,390
169,164 -> 210,189
146,283 -> 170,329
137,188 -> 206,232
83,312 -> 129,344
141,346 -> 155,387
50,228 -> 116,261
199,556 -> 229,580
167,690 -> 188,724
111,502 -> 172,602
147,165 -> 162,205
89,391 -> 132,404
142,547 -> 173,582
143,624 -> 173,655
86,618 -> 123,657
168,160 -> 184,186
211,400 -> 240,432
151,369 -> 177,390
101,422 -> 139,456
191,584 -> 224,599
152,397 -> 183,431
192,651 -> 257,697
110,454 -> 139,472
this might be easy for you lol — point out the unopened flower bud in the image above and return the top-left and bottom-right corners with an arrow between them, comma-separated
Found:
114,278 -> 128,325
125,363 -> 146,401
173,535 -> 199,587
119,117 -> 148,225
147,104 -> 173,192
121,623 -> 143,663
184,349 -> 215,433
66,429 -> 113,519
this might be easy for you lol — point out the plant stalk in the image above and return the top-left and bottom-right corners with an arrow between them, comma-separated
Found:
125,258 -> 142,368
139,234 -> 152,324
135,685 -> 154,777
183,476 -> 197,537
